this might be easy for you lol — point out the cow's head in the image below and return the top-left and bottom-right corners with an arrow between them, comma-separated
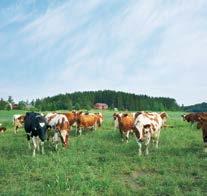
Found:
134,123 -> 151,142
134,112 -> 142,119
0,127 -> 6,133
160,112 -> 168,124
142,124 -> 151,139
95,113 -> 103,127
35,115 -> 47,141
18,115 -> 25,124
113,113 -> 117,120
181,114 -> 186,121
56,118 -> 70,147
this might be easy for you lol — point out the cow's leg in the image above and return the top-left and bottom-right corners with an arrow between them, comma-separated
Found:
126,131 -> 130,143
36,137 -> 40,151
154,131 -> 160,149
144,138 -> 150,155
14,126 -> 18,134
202,129 -> 207,153
119,129 -> 124,141
26,133 -> 31,149
94,122 -> 97,131
76,125 -> 80,135
136,139 -> 142,156
204,143 -> 207,153
52,132 -> 59,151
79,128 -> 82,136
40,141 -> 45,154
123,131 -> 129,143
32,137 -> 37,157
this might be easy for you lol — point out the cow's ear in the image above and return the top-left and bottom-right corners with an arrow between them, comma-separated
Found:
143,124 -> 151,129
160,112 -> 168,119
135,112 -> 142,119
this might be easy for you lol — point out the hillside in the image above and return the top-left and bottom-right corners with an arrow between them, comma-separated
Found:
34,90 -> 180,111
184,102 -> 207,112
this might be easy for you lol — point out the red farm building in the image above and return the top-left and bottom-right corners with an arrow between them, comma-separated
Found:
94,103 -> 108,110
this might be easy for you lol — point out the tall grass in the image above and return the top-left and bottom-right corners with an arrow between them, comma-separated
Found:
0,110 -> 206,195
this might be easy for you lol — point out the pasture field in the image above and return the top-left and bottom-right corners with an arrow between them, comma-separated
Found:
0,110 -> 206,195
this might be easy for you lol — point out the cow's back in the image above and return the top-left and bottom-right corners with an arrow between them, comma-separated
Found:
24,112 -> 35,132
120,115 -> 134,131
79,114 -> 97,127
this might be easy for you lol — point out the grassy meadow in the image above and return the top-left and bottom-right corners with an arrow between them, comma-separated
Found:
0,110 -> 206,195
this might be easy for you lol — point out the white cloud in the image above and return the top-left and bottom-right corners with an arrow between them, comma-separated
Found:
0,0 -> 207,105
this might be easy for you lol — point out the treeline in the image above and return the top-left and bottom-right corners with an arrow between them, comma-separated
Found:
34,90 -> 180,111
183,102 -> 207,112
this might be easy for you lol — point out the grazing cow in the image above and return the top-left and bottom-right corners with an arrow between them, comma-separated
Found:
0,127 -> 6,133
134,112 -> 168,156
13,114 -> 25,133
182,112 -> 207,124
45,113 -> 70,149
76,112 -> 98,135
113,113 -> 135,143
24,112 -> 47,157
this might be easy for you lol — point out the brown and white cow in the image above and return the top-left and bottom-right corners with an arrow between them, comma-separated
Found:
113,113 -> 135,143
94,112 -> 104,127
45,113 -> 70,149
76,112 -> 98,135
134,112 -> 168,156
13,114 -> 25,134
113,113 -> 122,131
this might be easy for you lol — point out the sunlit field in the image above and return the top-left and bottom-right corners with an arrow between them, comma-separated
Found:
0,110 -> 206,195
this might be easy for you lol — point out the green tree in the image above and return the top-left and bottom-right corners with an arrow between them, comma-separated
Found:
74,103 -> 80,110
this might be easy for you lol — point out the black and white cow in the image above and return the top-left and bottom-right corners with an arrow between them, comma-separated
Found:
24,112 -> 47,157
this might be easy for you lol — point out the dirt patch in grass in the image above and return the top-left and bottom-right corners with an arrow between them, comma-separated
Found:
121,170 -> 145,191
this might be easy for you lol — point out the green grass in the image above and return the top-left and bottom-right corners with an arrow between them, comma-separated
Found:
0,110 -> 206,195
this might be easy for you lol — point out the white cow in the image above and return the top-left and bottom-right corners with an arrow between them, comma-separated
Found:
134,112 -> 167,156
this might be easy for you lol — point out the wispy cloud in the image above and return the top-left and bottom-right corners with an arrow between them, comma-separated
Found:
0,0 -> 206,105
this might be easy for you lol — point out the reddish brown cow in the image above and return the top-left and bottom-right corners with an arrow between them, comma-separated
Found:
182,112 -> 207,152
77,112 -> 98,135
182,112 -> 207,124
60,111 -> 78,126
196,116 -> 207,153
114,113 -> 135,143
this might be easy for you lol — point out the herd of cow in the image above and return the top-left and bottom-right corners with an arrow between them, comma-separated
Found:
0,110 -> 207,157
11,111 -> 103,156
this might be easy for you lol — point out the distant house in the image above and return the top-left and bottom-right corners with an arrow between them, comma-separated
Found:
94,103 -> 108,110
12,104 -> 19,110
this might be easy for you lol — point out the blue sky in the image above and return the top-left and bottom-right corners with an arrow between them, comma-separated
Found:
0,0 -> 207,105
